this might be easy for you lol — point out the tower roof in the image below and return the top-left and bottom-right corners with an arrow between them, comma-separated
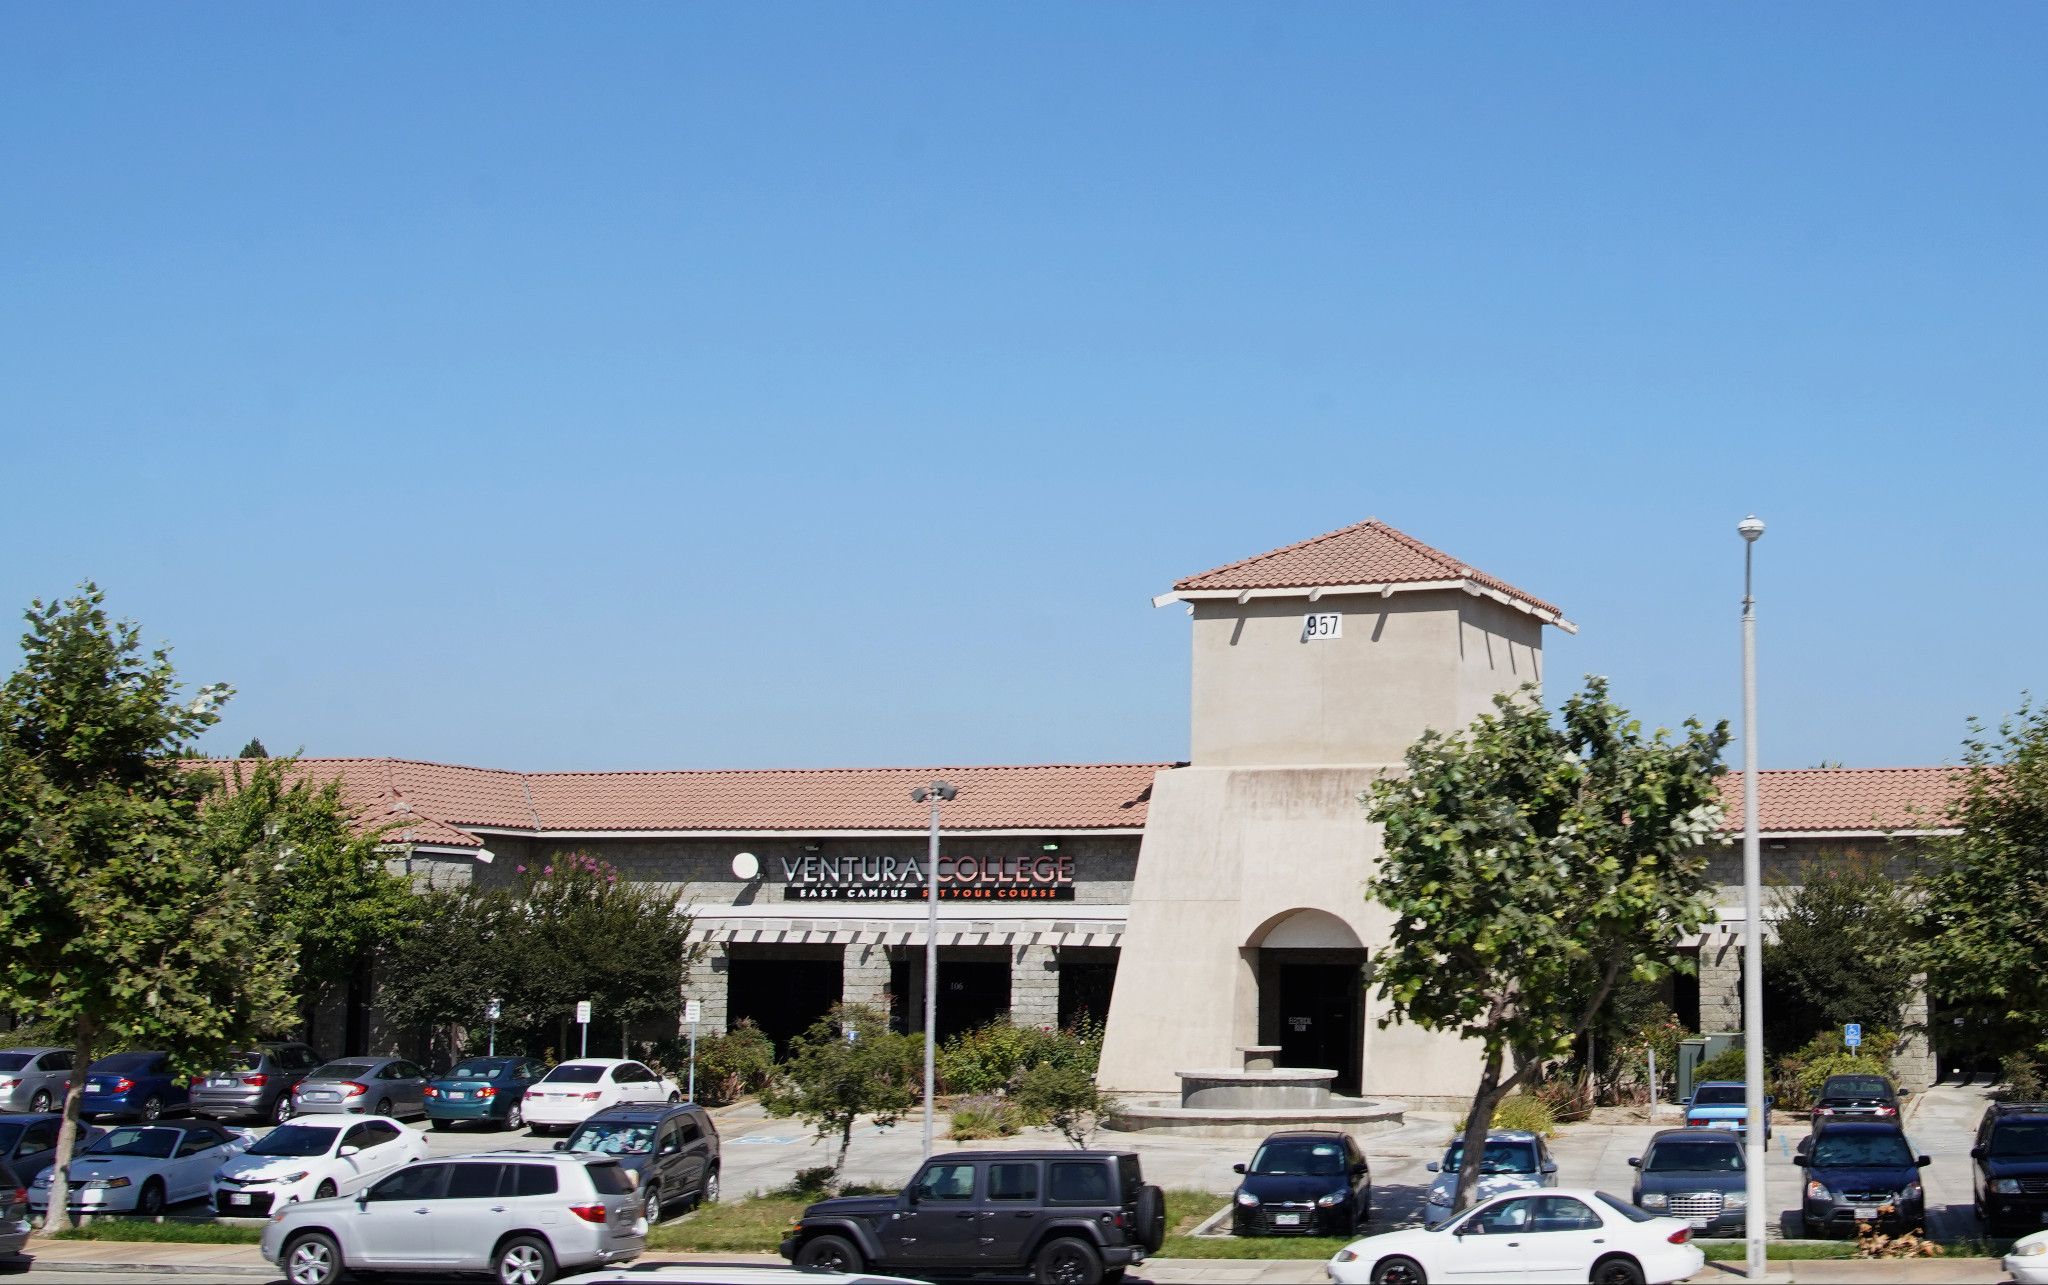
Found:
1164,518 -> 1572,630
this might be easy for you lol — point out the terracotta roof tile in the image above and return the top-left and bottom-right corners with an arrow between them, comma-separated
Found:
1173,518 -> 1566,620
1713,767 -> 1961,833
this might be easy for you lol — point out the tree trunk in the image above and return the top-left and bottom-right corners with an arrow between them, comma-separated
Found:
835,1116 -> 854,1176
1452,1042 -> 1508,1217
46,1017 -> 96,1231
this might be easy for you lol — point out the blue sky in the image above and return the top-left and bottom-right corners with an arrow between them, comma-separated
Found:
3,4 -> 2042,772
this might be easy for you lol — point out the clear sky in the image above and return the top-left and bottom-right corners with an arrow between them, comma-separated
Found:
3,4 -> 2042,773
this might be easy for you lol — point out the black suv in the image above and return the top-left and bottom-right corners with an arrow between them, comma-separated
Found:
1794,1120 -> 1930,1236
781,1150 -> 1165,1284
1231,1129 -> 1371,1236
558,1101 -> 720,1225
1972,1101 -> 2048,1232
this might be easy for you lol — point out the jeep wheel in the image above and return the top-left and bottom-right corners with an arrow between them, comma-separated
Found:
1134,1183 -> 1166,1253
1034,1236 -> 1103,1285
794,1234 -> 863,1274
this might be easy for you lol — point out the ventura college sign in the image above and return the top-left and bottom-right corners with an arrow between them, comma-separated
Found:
779,853 -> 1076,902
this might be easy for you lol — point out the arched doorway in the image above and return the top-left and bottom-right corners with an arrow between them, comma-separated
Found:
1247,910 -> 1367,1096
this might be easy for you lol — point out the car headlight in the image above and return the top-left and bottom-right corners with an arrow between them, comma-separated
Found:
1317,1191 -> 1346,1208
1806,1181 -> 1831,1201
1725,1191 -> 1747,1209
1332,1249 -> 1359,1262
277,1171 -> 311,1184
1902,1182 -> 1923,1202
1235,1190 -> 1260,1207
1640,1193 -> 1668,1210
1996,1179 -> 2023,1195
2013,1242 -> 2048,1258
89,1177 -> 132,1190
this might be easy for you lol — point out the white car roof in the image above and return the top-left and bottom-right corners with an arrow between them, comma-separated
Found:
550,1058 -> 639,1068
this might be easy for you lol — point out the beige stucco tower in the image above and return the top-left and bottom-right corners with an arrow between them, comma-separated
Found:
1096,520 -> 1574,1103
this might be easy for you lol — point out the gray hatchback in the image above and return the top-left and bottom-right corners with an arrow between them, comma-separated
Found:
292,1058 -> 428,1119
261,1151 -> 645,1285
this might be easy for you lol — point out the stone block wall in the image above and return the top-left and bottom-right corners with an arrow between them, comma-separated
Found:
1010,944 -> 1060,1029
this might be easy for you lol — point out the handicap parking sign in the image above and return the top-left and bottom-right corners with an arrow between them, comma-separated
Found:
1845,1023 -> 1862,1048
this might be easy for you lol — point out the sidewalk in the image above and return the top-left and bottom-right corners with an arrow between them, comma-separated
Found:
6,1239 -> 2018,1283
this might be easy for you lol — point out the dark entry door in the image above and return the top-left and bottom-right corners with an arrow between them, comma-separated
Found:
937,960 -> 1011,1042
727,959 -> 842,1058
1276,963 -> 1362,1096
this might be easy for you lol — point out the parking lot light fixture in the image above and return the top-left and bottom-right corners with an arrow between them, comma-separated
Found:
910,780 -> 956,1158
1738,514 -> 1767,1281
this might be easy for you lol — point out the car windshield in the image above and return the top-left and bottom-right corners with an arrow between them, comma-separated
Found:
1645,1139 -> 1743,1173
1249,1140 -> 1347,1176
1992,1123 -> 2048,1158
544,1064 -> 605,1084
82,1127 -> 176,1159
0,1054 -> 31,1072
449,1061 -> 506,1081
247,1125 -> 338,1158
1693,1085 -> 1746,1105
1811,1133 -> 1914,1168
1442,1140 -> 1538,1175
90,1054 -> 156,1074
1822,1078 -> 1891,1099
569,1121 -> 654,1155
1597,1191 -> 1655,1223
308,1063 -> 374,1081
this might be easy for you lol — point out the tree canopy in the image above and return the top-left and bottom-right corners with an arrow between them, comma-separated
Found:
761,1002 -> 923,1174
1764,853 -> 1917,1053
1363,676 -> 1726,1212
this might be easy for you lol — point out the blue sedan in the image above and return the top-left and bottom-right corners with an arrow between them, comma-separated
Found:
423,1056 -> 548,1131
80,1052 -> 189,1122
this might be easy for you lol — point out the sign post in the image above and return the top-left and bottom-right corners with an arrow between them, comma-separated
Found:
684,999 -> 701,1103
1845,1022 -> 1862,1051
576,1000 -> 592,1058
486,998 -> 502,1057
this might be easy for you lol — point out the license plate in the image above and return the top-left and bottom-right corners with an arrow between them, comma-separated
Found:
1690,1218 -> 1712,1229
1274,1213 -> 1301,1226
85,1082 -> 106,1093
229,1193 -> 251,1205
211,1077 -> 236,1087
1853,1206 -> 1877,1220
448,1091 -> 467,1099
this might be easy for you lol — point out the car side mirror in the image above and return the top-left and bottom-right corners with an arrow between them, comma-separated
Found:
1541,1161 -> 1557,1175
1425,1161 -> 1439,1173
1352,1163 -> 1369,1176
553,1141 -> 568,1152
1916,1156 -> 1931,1168
355,1192 -> 369,1208
1971,1145 -> 1987,1160
339,1145 -> 360,1158
1792,1156 -> 1809,1167
1627,1157 -> 1641,1168
1231,1163 -> 1246,1175
1898,1088 -> 1911,1097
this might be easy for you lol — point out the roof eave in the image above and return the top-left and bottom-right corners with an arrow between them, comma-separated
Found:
1154,578 -> 1576,634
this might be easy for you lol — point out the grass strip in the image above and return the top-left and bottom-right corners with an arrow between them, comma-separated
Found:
1699,1241 -> 1858,1261
50,1219 -> 264,1245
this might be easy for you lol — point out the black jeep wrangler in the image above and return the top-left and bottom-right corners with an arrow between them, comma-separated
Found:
780,1149 -> 1166,1284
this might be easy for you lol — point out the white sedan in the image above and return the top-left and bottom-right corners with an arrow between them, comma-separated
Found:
30,1121 -> 250,1217
2007,1229 -> 2048,1284
210,1115 -> 430,1216
1326,1188 -> 1704,1285
522,1059 -> 680,1133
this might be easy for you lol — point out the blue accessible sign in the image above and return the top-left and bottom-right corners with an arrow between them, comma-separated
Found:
1845,1023 -> 1863,1049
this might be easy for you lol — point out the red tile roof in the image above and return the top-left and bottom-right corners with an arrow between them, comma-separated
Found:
1714,767 -> 1962,834
207,758 -> 1170,844
1173,518 -> 1567,621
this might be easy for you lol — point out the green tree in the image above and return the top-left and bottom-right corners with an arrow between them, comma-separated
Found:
1764,853 -> 1917,1052
1012,1061 -> 1120,1149
1362,677 -> 1726,1213
0,586 -> 295,1225
1915,699 -> 2048,1062
237,737 -> 269,759
198,758 -> 422,1046
762,1003 -> 923,1174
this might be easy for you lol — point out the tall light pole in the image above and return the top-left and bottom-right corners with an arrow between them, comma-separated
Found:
1738,514 -> 1767,1280
910,779 -> 956,1158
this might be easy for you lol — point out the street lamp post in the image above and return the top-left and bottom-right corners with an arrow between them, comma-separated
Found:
1738,515 -> 1767,1280
910,779 -> 957,1158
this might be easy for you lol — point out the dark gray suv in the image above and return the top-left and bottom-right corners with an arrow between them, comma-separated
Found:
191,1043 -> 325,1125
559,1102 -> 719,1226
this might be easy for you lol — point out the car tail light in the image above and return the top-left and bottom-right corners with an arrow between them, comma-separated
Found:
1667,1228 -> 1691,1245
1815,1107 -> 1834,1116
113,1077 -> 136,1093
0,1079 -> 18,1092
8,1187 -> 24,1207
423,1086 -> 439,1097
569,1203 -> 609,1224
477,1086 -> 496,1099
581,1091 -> 603,1102
340,1082 -> 367,1097
242,1074 -> 268,1088
1877,1105 -> 1897,1116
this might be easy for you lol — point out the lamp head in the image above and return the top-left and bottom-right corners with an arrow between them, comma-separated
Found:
1737,515 -> 1766,543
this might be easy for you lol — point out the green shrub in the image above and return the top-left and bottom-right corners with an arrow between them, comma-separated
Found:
1768,1028 -> 1900,1111
693,1020 -> 777,1107
1013,1061 -> 1120,1148
1694,1046 -> 1750,1084
948,1094 -> 1023,1139
1455,1093 -> 1557,1137
936,1017 -> 1103,1095
1998,1051 -> 2044,1103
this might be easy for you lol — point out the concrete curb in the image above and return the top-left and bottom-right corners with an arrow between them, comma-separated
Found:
18,1260 -> 272,1276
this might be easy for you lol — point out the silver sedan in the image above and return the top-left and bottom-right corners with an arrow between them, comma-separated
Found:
0,1048 -> 74,1114
291,1058 -> 429,1119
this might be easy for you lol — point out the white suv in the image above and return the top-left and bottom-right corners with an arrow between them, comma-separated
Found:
261,1151 -> 645,1285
